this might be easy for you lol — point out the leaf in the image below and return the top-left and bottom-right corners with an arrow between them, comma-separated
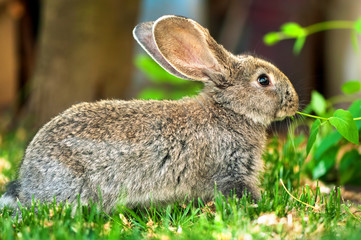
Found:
348,99 -> 361,116
341,80 -> 361,94
355,17 -> 361,35
263,32 -> 281,45
306,119 -> 321,155
311,91 -> 327,115
339,150 -> 361,185
293,36 -> 306,55
315,131 -> 342,159
329,109 -> 359,144
312,147 -> 338,179
281,22 -> 305,38
348,99 -> 361,130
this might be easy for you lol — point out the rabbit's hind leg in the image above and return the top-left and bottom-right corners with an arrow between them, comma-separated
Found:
17,157 -> 91,208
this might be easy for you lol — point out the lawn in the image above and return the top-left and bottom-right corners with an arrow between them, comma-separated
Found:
1,128 -> 360,240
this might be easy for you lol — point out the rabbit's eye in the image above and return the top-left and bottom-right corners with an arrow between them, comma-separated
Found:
257,74 -> 270,86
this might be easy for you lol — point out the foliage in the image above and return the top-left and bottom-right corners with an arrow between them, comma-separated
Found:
134,55 -> 203,100
264,17 -> 361,54
298,89 -> 361,185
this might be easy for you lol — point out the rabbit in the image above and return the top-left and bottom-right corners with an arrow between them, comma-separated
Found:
0,15 -> 298,213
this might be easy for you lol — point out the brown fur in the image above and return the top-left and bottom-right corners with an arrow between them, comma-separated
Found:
0,15 -> 298,213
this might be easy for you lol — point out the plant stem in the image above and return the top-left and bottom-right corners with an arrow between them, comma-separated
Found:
297,111 -> 361,121
304,21 -> 355,35
296,111 -> 329,120
275,20 -> 356,42
280,179 -> 319,211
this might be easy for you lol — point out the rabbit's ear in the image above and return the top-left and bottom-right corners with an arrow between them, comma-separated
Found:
152,15 -> 227,82
133,21 -> 191,80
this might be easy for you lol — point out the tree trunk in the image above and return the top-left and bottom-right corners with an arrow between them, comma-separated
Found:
29,0 -> 140,126
0,0 -> 18,110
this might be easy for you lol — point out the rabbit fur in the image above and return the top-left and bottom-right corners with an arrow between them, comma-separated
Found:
0,15 -> 298,213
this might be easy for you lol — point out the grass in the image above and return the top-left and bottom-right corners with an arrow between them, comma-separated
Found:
0,129 -> 361,239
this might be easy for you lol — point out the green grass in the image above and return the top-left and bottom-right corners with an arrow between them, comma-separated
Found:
0,131 -> 361,239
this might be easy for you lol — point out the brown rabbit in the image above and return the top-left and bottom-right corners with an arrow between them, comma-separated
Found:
0,15 -> 298,213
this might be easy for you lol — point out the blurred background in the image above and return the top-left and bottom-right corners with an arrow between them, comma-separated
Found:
0,0 -> 360,130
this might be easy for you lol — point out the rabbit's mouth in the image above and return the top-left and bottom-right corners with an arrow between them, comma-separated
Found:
274,115 -> 287,121
274,105 -> 298,121
273,113 -> 296,122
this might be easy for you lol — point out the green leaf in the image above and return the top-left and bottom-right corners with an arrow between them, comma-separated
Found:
293,36 -> 306,55
341,80 -> 361,94
355,17 -> 361,35
339,150 -> 361,185
312,147 -> 338,179
281,22 -> 305,37
349,99 -> 361,116
263,32 -> 281,45
315,131 -> 342,159
329,109 -> 359,144
306,119 -> 321,155
348,99 -> 361,130
311,91 -> 327,115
